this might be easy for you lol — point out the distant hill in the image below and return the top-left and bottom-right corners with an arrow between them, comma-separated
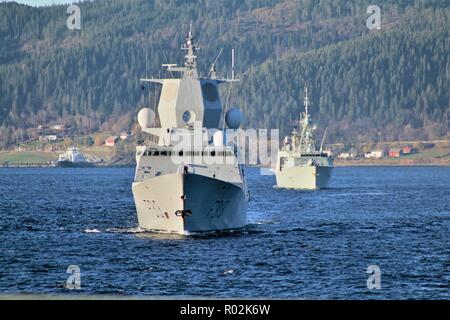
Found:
0,0 -> 449,147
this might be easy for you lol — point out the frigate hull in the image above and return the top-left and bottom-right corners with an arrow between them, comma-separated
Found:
132,173 -> 247,234
275,165 -> 332,190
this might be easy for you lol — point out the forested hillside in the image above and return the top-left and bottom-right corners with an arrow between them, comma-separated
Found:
237,7 -> 450,141
0,0 -> 449,147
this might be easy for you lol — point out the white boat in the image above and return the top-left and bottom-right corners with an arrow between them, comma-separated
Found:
57,146 -> 95,167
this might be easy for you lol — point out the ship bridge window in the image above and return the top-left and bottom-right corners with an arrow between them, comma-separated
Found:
177,150 -> 227,157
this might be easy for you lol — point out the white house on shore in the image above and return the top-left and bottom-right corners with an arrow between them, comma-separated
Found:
120,131 -> 132,140
338,152 -> 357,160
364,150 -> 385,159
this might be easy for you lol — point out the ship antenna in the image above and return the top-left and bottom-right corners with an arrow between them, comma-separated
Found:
320,127 -> 328,152
160,49 -> 174,78
231,48 -> 235,80
209,48 -> 223,79
145,50 -> 148,79
304,86 -> 310,119
222,48 -> 236,131
298,86 -> 310,153
182,22 -> 198,69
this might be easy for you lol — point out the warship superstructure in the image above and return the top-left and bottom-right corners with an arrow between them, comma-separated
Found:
132,28 -> 248,234
275,88 -> 333,189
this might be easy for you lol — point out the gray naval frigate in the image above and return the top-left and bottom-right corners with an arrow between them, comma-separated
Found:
275,87 -> 333,189
132,28 -> 248,234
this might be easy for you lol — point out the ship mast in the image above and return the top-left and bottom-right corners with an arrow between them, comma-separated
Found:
304,87 -> 310,125
137,25 -> 243,139
298,87 -> 316,154
182,22 -> 198,70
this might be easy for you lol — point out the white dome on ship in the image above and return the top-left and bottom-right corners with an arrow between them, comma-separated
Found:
213,130 -> 225,147
137,108 -> 155,129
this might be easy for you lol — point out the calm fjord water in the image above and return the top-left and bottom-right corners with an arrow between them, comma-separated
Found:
0,166 -> 448,299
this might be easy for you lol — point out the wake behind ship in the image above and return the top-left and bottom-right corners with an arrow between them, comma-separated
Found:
132,27 -> 248,234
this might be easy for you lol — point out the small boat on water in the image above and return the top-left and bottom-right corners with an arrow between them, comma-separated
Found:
57,146 -> 95,168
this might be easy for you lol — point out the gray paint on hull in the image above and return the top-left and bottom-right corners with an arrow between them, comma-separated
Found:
132,172 -> 247,234
275,165 -> 333,189
183,173 -> 247,232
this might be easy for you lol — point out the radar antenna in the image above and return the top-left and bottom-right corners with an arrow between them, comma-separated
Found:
182,22 -> 198,69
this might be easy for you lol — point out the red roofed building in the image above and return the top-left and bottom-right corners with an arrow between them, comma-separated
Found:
402,146 -> 415,154
388,148 -> 402,158
105,136 -> 119,147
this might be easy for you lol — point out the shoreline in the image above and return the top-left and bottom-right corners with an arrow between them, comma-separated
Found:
241,162 -> 450,169
2,162 -> 450,169
333,162 -> 450,167
0,164 -> 135,168
2,163 -> 450,169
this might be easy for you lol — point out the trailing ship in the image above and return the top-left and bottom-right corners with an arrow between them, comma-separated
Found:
275,88 -> 333,189
57,146 -> 95,168
132,27 -> 248,234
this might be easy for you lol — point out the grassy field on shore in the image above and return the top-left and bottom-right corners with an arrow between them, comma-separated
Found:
0,151 -> 57,164
0,146 -> 116,166
335,147 -> 450,166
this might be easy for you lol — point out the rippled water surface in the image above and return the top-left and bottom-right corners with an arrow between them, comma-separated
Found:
0,166 -> 448,298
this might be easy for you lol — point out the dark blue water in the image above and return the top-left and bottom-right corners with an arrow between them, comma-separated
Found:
0,166 -> 448,299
